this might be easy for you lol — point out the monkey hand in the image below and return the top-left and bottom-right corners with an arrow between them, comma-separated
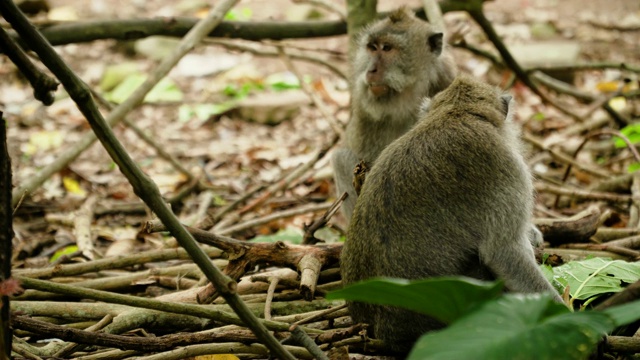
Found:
353,160 -> 369,196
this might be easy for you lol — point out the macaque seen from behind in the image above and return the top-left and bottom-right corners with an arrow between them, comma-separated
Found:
341,76 -> 563,354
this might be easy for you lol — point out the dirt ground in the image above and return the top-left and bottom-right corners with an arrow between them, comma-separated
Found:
4,0 -> 637,211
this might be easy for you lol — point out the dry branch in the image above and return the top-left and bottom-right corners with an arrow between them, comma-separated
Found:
606,235 -> 640,249
3,4 -> 474,50
0,27 -> 57,105
525,134 -> 611,178
142,224 -> 341,303
594,228 -> 640,242
0,112 -> 12,360
12,315 -> 261,352
535,205 -> 601,246
535,183 -> 632,204
14,247 -> 222,280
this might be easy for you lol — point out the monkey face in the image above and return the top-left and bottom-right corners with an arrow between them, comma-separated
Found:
353,14 -> 447,103
363,37 -> 400,98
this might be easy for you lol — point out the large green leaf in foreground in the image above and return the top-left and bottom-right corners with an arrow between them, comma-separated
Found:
329,277 -> 640,359
408,294 -> 610,360
602,298 -> 640,327
326,277 -> 503,324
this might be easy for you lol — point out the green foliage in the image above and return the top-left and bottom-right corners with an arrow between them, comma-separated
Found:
105,74 -> 183,103
178,103 -> 235,122
611,124 -> 640,173
531,112 -> 546,121
100,63 -> 138,92
613,123 -> 640,173
265,72 -> 303,91
212,194 -> 227,206
223,82 -> 265,99
50,245 -> 79,262
313,227 -> 342,243
540,263 -> 556,285
326,277 -> 503,324
252,227 -> 303,244
175,72 -> 309,123
329,276 -> 640,360
409,295 -> 611,360
553,258 -> 640,302
224,7 -> 253,21
602,299 -> 640,327
613,123 -> 640,149
222,73 -> 301,100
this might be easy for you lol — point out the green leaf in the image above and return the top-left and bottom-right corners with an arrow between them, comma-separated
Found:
602,299 -> 640,327
100,62 -> 138,92
553,258 -> 640,300
531,112 -> 546,121
270,81 -> 301,91
265,72 -> 301,91
105,73 -> 146,103
50,245 -> 79,262
178,104 -> 194,122
179,104 -> 226,122
540,264 -> 555,284
145,77 -> 183,103
179,103 -> 235,122
212,194 -> 227,206
223,84 -> 248,98
613,123 -> 640,148
326,277 -> 503,324
224,7 -> 252,20
223,82 -> 265,99
408,294 -> 609,360
105,74 -> 183,103
313,227 -> 342,243
627,162 -> 640,173
252,227 -> 303,244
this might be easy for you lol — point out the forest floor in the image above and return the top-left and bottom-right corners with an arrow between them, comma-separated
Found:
2,0 -> 640,359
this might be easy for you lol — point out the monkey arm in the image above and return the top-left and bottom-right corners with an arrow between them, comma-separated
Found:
331,148 -> 361,225
479,234 -> 564,303
528,224 -> 544,248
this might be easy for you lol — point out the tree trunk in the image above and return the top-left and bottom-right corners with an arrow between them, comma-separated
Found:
346,0 -> 377,59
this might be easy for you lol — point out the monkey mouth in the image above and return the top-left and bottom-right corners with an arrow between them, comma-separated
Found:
369,84 -> 390,98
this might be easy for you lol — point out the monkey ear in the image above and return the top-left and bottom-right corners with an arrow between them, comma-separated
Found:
427,33 -> 444,56
500,94 -> 515,122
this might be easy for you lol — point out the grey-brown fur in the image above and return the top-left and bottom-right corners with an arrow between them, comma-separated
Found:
341,75 -> 562,354
331,7 -> 456,223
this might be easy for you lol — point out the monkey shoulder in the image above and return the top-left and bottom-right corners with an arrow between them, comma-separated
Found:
366,113 -> 525,195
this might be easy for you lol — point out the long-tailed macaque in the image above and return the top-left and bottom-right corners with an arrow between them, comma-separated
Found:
341,76 -> 563,354
331,8 -> 457,223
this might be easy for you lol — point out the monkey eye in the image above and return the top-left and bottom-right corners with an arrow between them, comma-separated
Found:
366,42 -> 376,51
381,43 -> 392,51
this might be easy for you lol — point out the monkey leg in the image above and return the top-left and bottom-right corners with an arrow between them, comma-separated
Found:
331,148 -> 360,225
372,305 -> 445,354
